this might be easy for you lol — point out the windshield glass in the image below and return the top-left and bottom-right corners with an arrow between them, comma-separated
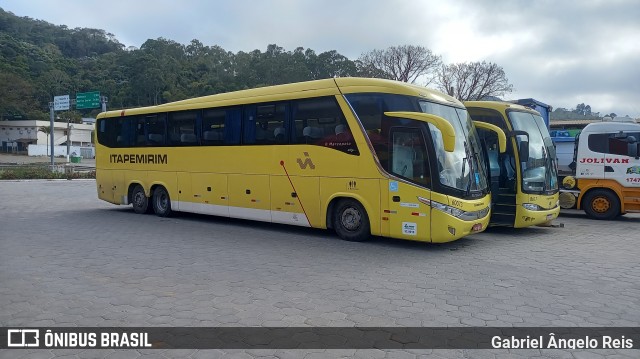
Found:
343,92 -> 489,198
508,111 -> 559,193
419,102 -> 488,193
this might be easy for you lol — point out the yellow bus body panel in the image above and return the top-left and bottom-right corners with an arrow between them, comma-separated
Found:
430,191 -> 491,242
513,192 -> 560,228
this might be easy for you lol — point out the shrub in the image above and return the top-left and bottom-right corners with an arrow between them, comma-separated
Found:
0,166 -> 96,180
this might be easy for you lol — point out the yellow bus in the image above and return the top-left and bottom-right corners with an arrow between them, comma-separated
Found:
465,101 -> 560,227
95,78 -> 492,243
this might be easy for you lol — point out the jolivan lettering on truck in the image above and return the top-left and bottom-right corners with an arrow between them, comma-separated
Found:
110,154 -> 168,164
580,157 -> 629,164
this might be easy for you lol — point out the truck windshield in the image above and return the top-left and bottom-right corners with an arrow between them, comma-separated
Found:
508,111 -> 559,193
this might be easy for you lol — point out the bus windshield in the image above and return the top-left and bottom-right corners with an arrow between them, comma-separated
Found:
508,111 -> 559,193
345,93 -> 489,198
419,102 -> 488,194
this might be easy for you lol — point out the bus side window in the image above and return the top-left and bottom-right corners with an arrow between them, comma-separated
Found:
390,128 -> 430,187
134,117 -> 146,146
291,97 -> 359,155
243,103 -> 288,145
201,107 -> 241,146
168,111 -> 198,146
224,107 -> 242,145
116,117 -> 132,147
145,114 -> 166,146
203,108 -> 226,145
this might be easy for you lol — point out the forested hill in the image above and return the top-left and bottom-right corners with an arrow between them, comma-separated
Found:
0,8 -> 359,122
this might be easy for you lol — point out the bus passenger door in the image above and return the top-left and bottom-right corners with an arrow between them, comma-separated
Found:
477,127 -> 517,226
386,128 -> 432,241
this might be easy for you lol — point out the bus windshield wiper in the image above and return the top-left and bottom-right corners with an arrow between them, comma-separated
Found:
463,141 -> 474,197
541,145 -> 550,191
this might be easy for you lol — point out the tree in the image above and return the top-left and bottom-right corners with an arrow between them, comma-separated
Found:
435,61 -> 514,101
574,103 -> 592,116
357,45 -> 442,84
0,73 -> 35,120
38,126 -> 51,155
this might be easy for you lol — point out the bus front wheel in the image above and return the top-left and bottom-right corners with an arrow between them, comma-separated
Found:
583,189 -> 620,220
152,186 -> 173,217
333,199 -> 370,242
132,185 -> 150,214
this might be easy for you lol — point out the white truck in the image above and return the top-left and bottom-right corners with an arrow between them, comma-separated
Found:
559,119 -> 640,219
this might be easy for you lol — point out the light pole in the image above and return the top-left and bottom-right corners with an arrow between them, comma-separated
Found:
49,101 -> 54,166
66,119 -> 71,162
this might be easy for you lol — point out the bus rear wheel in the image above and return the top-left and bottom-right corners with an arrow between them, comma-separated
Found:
333,199 -> 370,242
152,186 -> 173,217
583,189 -> 620,220
132,185 -> 150,214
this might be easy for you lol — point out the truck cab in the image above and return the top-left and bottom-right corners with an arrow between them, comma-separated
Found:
560,121 -> 640,219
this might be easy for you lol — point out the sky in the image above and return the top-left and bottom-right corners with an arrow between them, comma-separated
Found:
2,0 -> 640,118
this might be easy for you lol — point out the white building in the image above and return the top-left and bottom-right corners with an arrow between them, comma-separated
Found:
0,120 -> 94,155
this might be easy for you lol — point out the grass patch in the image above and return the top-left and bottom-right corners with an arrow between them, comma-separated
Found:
0,166 -> 96,180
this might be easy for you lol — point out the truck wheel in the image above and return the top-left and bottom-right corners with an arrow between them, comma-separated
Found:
152,186 -> 173,217
333,199 -> 370,242
583,189 -> 620,220
131,185 -> 150,214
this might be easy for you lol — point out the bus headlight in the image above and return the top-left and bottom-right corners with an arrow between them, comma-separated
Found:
418,197 -> 490,221
522,203 -> 543,211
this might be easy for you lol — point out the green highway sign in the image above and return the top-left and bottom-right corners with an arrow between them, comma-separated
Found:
76,91 -> 101,109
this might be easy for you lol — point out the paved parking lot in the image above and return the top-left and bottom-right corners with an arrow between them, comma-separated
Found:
1,180 -> 639,358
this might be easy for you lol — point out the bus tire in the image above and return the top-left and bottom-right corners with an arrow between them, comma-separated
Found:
333,199 -> 370,242
152,186 -> 173,217
583,189 -> 620,220
131,185 -> 150,214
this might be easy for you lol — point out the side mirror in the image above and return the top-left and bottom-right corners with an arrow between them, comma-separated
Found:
384,111 -> 456,152
629,142 -> 639,158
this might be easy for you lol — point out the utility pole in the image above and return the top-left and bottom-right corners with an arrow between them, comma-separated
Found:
66,119 -> 71,162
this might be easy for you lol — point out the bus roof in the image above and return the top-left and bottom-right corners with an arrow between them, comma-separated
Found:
464,100 -> 541,115
97,77 -> 463,119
